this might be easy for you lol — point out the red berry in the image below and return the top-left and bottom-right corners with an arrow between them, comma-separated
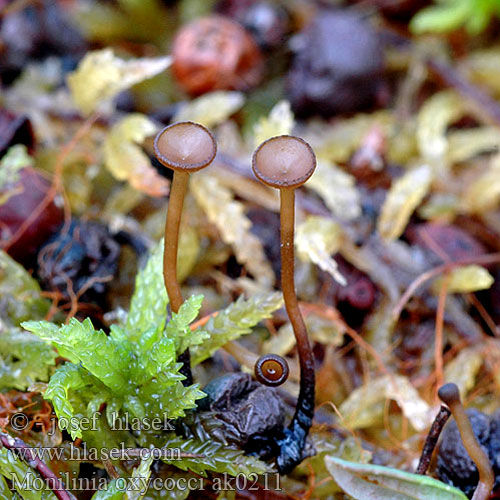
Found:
172,15 -> 263,95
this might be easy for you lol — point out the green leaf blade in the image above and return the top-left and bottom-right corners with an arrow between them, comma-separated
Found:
191,292 -> 283,365
126,241 -> 168,340
325,456 -> 468,500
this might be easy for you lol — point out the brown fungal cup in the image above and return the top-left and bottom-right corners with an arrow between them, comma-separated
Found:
438,383 -> 494,500
252,134 -> 316,474
255,354 -> 289,387
154,121 -> 217,385
252,135 -> 316,188
154,121 -> 217,172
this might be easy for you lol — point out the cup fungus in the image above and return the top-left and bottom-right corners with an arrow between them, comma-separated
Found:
154,121 -> 217,385
252,135 -> 316,474
255,354 -> 289,387
438,383 -> 494,500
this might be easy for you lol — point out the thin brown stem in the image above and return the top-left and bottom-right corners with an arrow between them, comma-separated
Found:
434,272 -> 450,398
439,384 -> 494,500
453,401 -> 494,500
276,187 -> 315,473
163,171 -> 189,314
163,171 -> 192,384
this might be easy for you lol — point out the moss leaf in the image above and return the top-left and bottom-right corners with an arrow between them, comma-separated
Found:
416,91 -> 465,162
253,100 -> 294,146
191,292 -> 283,365
0,328 -> 57,391
174,91 -> 245,128
103,114 -> 169,197
0,250 -> 51,325
67,49 -> 171,115
126,240 -> 168,339
434,265 -> 494,293
296,215 -> 346,285
410,0 -> 471,34
264,311 -> 344,356
447,126 -> 500,164
191,172 -> 274,286
160,435 -> 271,476
338,375 -> 431,431
0,447 -> 58,500
377,165 -> 433,240
462,153 -> 500,213
307,162 -> 361,221
444,346 -> 483,398
0,145 -> 33,205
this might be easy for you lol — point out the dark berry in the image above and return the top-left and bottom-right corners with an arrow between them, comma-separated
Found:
0,168 -> 63,265
287,9 -> 383,118
37,220 -> 120,303
0,0 -> 86,82
0,111 -> 35,157
408,223 -> 486,263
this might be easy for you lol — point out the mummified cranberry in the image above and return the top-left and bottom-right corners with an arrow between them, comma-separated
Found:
0,168 -> 63,265
334,258 -> 377,311
0,0 -> 86,83
172,15 -> 263,95
37,220 -> 120,303
287,9 -> 383,118
198,373 -> 285,454
0,110 -> 35,157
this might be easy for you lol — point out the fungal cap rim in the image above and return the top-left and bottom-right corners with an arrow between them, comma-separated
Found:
254,353 -> 290,387
154,121 -> 217,172
252,134 -> 316,189
438,382 -> 461,407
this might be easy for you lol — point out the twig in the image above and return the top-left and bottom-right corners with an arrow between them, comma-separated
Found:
1,113 -> 99,254
416,405 -> 451,475
0,432 -> 76,500
434,273 -> 450,394
392,252 -> 500,321
427,59 -> 500,128
102,459 -> 119,480
301,302 -> 390,376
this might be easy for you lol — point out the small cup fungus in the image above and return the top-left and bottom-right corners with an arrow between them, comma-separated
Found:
254,354 -> 289,387
252,135 -> 316,473
154,121 -> 217,384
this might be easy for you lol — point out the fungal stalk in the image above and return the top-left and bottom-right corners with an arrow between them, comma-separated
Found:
154,121 -> 217,385
438,383 -> 494,500
252,135 -> 316,474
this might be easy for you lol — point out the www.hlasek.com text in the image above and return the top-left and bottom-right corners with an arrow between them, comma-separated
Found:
4,443 -> 182,462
